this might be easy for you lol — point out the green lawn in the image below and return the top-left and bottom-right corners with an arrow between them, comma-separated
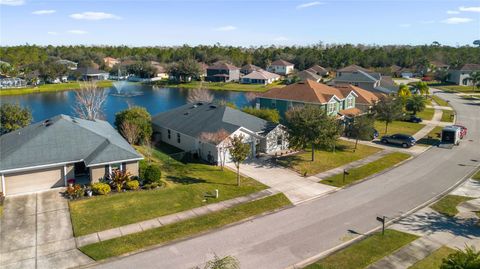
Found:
374,120 -> 425,136
417,126 -> 443,146
436,85 -> 479,93
408,246 -> 455,269
79,193 -> 291,260
305,230 -> 418,269
69,145 -> 267,236
415,108 -> 434,121
431,195 -> 474,217
154,80 -> 284,92
432,95 -> 450,107
0,81 -> 114,96
321,152 -> 411,187
472,170 -> 480,181
277,140 -> 382,176
0,205 -> 3,217
441,110 -> 455,122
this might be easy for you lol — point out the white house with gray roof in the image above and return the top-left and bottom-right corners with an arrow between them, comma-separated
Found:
152,103 -> 288,165
332,65 -> 398,94
0,115 -> 142,196
241,70 -> 280,85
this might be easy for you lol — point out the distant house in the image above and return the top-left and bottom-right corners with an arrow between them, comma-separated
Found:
332,64 -> 398,94
104,57 -> 120,68
0,76 -> 27,89
334,84 -> 383,113
149,61 -> 169,80
76,67 -> 109,81
240,64 -> 263,75
206,63 -> 240,82
297,69 -> 321,83
267,60 -> 295,75
431,61 -> 449,70
0,115 -> 142,196
258,80 -> 360,118
152,103 -> 288,165
241,70 -> 280,85
447,64 -> 480,86
306,65 -> 329,77
56,59 -> 78,70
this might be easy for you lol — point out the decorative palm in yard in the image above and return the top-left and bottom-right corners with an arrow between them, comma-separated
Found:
463,71 -> 480,92
441,245 -> 480,269
405,95 -> 426,115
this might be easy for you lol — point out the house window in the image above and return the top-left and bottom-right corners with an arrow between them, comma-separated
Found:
277,135 -> 283,146
347,97 -> 354,108
167,129 -> 171,139
177,133 -> 181,143
328,103 -> 335,114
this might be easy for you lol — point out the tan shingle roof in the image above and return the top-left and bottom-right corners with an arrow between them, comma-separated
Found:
337,64 -> 370,73
334,84 -> 383,105
271,59 -> 294,66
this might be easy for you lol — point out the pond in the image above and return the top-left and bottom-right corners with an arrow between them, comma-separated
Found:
0,82 -> 257,124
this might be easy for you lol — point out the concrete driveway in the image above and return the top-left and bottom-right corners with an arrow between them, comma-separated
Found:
0,190 -> 92,269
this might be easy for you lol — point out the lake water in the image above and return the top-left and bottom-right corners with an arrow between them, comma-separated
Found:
0,83 -> 256,124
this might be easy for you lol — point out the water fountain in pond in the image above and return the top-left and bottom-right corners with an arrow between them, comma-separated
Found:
110,81 -> 144,97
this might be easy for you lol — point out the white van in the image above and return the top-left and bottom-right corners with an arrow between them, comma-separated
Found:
441,126 -> 461,146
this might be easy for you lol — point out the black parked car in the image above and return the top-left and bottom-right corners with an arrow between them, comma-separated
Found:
404,115 -> 423,123
381,134 -> 416,148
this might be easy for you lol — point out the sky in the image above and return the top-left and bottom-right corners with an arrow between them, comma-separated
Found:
0,0 -> 479,47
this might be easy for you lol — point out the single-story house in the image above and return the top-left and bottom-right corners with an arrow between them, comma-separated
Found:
206,63 -> 240,82
447,64 -> 480,86
297,69 -> 322,82
76,67 -> 110,81
267,60 -> 295,75
104,57 -> 120,68
257,79 -> 359,118
307,65 -> 329,77
332,64 -> 398,94
0,115 -> 142,196
152,103 -> 288,165
240,64 -> 263,75
56,59 -> 78,70
241,70 -> 280,85
0,76 -> 27,89
149,61 -> 169,79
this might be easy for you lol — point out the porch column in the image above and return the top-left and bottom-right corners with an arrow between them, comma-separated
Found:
1,174 -> 5,194
63,165 -> 67,186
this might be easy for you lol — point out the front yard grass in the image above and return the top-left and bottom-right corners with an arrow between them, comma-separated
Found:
321,152 -> 411,187
374,120 -> 425,136
154,80 -> 284,92
277,140 -> 381,176
0,205 -> 3,217
432,95 -> 450,107
79,193 -> 291,260
408,246 -> 455,269
430,195 -> 473,217
305,230 -> 418,269
415,107 -> 434,121
472,170 -> 480,181
417,126 -> 443,146
0,80 -> 113,96
69,145 -> 267,236
440,110 -> 455,122
436,85 -> 479,93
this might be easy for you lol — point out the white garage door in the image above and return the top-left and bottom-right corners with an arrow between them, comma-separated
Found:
5,167 -> 64,196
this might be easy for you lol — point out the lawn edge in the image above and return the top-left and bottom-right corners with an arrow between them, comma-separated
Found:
77,198 -> 294,267
288,162 -> 479,269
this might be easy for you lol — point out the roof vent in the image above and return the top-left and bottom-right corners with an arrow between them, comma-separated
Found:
197,102 -> 203,106
184,112 -> 189,116
45,122 -> 53,127
209,105 -> 217,109
44,119 -> 51,124
192,105 -> 197,108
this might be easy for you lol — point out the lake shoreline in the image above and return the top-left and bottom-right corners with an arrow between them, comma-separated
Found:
0,81 -> 114,96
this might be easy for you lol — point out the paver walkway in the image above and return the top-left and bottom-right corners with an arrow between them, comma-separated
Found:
310,150 -> 391,181
226,160 -> 336,205
0,190 -> 93,269
75,188 -> 276,247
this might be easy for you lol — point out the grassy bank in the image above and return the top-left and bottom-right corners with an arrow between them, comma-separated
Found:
417,126 -> 443,146
374,120 -> 424,136
69,144 -> 266,236
305,230 -> 418,269
408,246 -> 455,269
321,152 -> 411,187
415,107 -> 434,121
431,195 -> 473,217
0,80 -> 113,96
436,85 -> 479,93
440,110 -> 455,122
472,170 -> 480,181
432,95 -> 450,107
79,193 -> 291,260
153,80 -> 283,92
277,140 -> 381,176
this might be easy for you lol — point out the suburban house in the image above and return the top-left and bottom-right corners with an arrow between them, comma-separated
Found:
447,64 -> 480,86
267,60 -> 295,75
257,80 -> 360,118
307,65 -> 329,77
0,115 -> 142,196
206,63 -> 240,82
56,59 -> 78,70
333,84 -> 383,113
152,103 -> 289,165
241,70 -> 280,85
104,57 -> 120,68
76,67 -> 110,80
149,61 -> 169,80
331,64 -> 398,94
0,76 -> 27,89
240,64 -> 263,75
297,69 -> 321,82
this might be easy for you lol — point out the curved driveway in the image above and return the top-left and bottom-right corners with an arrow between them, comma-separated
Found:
94,91 -> 479,269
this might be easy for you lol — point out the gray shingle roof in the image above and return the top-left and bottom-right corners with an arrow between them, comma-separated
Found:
0,115 -> 142,172
333,69 -> 379,83
152,103 -> 277,143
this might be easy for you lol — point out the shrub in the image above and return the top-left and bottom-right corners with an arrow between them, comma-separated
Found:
143,183 -> 152,190
0,192 -> 5,205
151,182 -> 160,188
108,170 -> 132,192
126,180 -> 140,190
143,165 -> 162,184
441,246 -> 480,269
92,182 -> 111,195
65,184 -> 84,200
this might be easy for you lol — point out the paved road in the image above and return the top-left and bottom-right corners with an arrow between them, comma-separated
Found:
94,92 -> 479,269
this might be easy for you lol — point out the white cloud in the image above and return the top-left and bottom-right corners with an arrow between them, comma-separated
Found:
399,23 -> 411,28
442,17 -> 473,24
447,10 -> 460,14
68,30 -> 88,34
214,25 -> 237,31
274,36 -> 289,41
297,1 -> 323,9
47,31 -> 59,35
70,12 -> 121,21
32,10 -> 56,15
459,6 -> 480,12
0,0 -> 25,6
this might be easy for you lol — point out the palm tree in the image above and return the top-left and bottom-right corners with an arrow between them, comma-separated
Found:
415,81 -> 429,97
406,95 -> 426,115
441,245 -> 480,269
463,71 -> 480,92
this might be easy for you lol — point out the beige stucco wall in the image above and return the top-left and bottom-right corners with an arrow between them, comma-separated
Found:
90,165 -> 106,183
125,161 -> 139,176
65,164 -> 75,180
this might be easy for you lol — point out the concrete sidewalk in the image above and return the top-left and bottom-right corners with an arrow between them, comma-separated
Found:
412,105 -> 443,141
339,137 -> 427,156
75,188 -> 276,247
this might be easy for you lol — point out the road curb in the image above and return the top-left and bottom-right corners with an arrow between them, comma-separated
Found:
287,166 -> 480,269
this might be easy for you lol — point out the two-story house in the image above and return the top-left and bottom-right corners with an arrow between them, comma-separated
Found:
257,80 -> 360,118
447,64 -> 480,86
331,64 -> 398,94
267,60 -> 295,75
205,63 -> 240,82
